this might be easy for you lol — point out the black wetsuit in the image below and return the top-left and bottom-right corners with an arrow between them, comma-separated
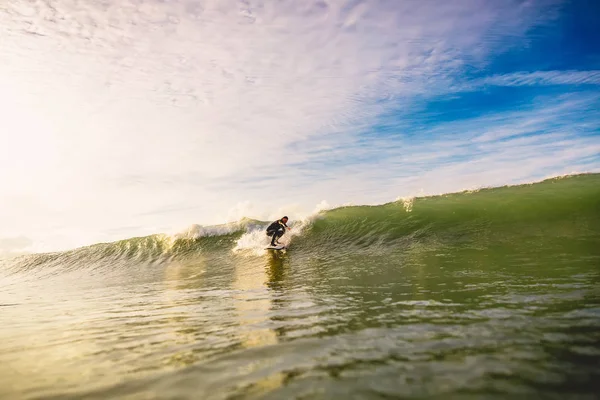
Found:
266,219 -> 288,245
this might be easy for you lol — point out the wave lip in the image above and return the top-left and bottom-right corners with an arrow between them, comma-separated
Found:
172,218 -> 259,240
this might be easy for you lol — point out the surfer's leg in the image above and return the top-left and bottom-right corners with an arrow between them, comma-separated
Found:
267,230 -> 278,246
274,229 -> 285,244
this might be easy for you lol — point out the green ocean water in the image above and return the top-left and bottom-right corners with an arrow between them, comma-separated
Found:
1,174 -> 599,399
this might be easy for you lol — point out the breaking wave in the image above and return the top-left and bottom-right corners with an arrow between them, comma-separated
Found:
2,173 -> 599,280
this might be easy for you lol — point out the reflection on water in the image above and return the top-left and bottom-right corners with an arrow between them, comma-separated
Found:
231,254 -> 282,396
233,256 -> 277,348
0,241 -> 599,399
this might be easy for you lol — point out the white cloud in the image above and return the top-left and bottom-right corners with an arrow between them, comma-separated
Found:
478,70 -> 600,87
237,92 -> 600,205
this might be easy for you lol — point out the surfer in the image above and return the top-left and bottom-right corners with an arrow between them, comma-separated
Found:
266,216 -> 290,246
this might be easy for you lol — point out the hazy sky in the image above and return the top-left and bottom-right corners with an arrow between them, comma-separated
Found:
1,0 -> 599,253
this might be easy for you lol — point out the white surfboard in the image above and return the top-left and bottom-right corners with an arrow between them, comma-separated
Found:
265,244 -> 286,250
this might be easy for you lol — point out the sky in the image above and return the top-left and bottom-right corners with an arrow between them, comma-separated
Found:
1,0 -> 599,254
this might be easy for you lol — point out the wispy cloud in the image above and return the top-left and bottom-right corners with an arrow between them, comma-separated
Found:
477,70 -> 600,87
224,92 -> 600,206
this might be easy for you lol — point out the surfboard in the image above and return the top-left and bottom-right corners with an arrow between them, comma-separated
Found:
265,244 -> 286,250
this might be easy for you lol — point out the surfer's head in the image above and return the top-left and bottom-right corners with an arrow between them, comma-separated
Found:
281,216 -> 288,223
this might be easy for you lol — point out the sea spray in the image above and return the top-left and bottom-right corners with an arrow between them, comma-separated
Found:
233,209 -> 327,255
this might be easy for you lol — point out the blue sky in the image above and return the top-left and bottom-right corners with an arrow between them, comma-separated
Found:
0,0 -> 599,253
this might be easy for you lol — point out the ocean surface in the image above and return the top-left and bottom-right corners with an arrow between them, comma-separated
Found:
1,174 -> 599,399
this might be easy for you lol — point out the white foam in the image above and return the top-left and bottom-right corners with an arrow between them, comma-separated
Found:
232,208 -> 327,256
396,197 -> 414,212
232,228 -> 271,255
